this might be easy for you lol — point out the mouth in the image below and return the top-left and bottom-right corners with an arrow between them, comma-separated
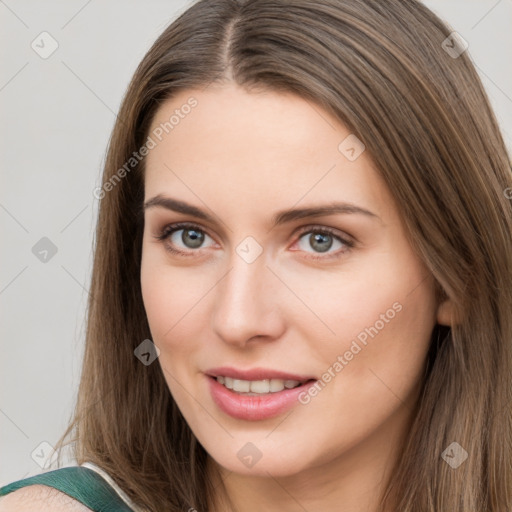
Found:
206,374 -> 319,421
209,375 -> 315,395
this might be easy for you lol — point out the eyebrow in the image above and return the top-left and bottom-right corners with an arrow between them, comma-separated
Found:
143,195 -> 380,228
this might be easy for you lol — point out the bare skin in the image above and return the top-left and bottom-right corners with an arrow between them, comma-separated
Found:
140,82 -> 455,512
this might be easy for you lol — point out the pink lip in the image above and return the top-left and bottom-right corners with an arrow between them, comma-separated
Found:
206,375 -> 318,421
205,366 -> 316,382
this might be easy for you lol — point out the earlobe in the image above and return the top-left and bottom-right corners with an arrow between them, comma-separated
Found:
436,298 -> 460,326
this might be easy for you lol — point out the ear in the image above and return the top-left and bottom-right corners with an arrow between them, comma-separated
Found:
436,297 -> 461,326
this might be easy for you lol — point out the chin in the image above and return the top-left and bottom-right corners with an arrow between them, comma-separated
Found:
206,442 -> 317,478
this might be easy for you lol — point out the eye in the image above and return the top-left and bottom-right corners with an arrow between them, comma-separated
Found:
292,226 -> 354,260
153,222 -> 354,260
153,222 -> 215,256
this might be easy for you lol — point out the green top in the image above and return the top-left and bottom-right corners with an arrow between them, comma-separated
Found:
0,466 -> 136,511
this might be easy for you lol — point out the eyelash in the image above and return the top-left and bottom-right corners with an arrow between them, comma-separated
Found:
153,222 -> 355,261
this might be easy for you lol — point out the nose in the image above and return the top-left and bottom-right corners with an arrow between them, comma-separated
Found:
211,247 -> 285,348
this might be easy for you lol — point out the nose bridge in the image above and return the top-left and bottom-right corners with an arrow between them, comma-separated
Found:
211,241 -> 281,344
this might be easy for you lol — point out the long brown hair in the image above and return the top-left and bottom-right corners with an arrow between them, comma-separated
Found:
53,0 -> 512,510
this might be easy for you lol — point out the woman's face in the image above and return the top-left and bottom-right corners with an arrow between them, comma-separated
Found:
140,83 -> 446,481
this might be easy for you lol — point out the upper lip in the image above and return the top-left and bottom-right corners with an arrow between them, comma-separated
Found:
205,366 -> 317,382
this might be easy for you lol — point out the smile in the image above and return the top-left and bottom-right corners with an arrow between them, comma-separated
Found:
207,375 -> 318,421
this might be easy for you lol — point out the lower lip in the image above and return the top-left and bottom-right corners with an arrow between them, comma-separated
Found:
207,375 -> 318,421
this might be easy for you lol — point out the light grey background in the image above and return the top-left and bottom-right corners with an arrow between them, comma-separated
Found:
1,0 -> 511,485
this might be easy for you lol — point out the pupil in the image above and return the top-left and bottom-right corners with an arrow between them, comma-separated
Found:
310,233 -> 332,253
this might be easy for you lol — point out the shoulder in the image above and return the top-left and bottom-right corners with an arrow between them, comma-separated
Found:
0,484 -> 93,511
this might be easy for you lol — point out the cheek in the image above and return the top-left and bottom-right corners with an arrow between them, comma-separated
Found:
315,254 -> 437,407
288,243 -> 437,381
140,248 -> 209,359
140,257 -> 199,407
140,250 -> 168,340
140,246 -> 180,346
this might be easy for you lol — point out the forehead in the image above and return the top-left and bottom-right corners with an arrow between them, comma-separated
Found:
148,83 -> 347,162
144,83 -> 393,222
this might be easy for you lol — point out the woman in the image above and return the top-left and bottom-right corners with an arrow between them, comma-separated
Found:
1,0 -> 511,510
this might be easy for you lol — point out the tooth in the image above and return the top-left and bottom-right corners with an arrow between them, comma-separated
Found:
218,376 -> 304,394
250,379 -> 270,393
232,379 -> 251,392
269,379 -> 285,392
